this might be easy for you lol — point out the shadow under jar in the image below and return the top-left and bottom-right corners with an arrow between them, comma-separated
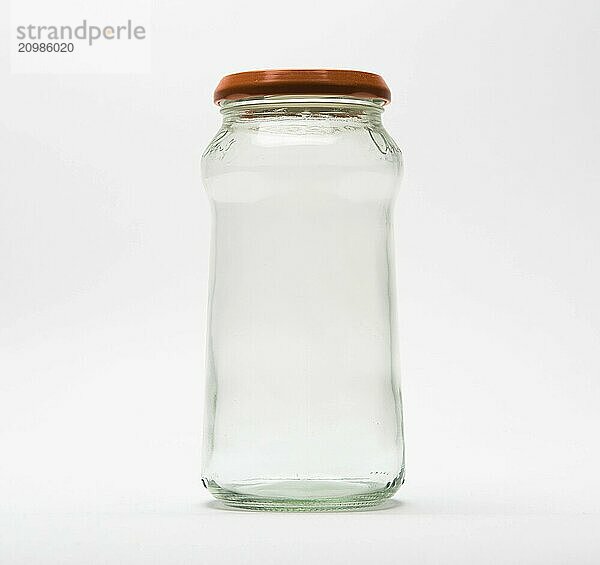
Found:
201,70 -> 405,511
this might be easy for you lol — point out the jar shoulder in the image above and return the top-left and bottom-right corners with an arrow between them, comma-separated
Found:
202,121 -> 402,178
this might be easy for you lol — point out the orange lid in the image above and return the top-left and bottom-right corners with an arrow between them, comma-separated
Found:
214,69 -> 391,105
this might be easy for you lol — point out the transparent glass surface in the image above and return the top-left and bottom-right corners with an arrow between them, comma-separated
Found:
201,96 -> 404,511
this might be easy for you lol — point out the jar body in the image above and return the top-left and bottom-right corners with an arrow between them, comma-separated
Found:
201,98 -> 404,510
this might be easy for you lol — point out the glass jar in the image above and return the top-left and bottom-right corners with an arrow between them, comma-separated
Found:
201,70 -> 404,511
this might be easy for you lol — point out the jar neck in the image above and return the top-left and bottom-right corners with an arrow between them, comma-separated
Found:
219,96 -> 385,126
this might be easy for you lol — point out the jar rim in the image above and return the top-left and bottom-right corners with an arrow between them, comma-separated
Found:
213,69 -> 391,106
219,96 -> 386,115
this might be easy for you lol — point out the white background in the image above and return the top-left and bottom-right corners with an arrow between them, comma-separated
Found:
1,0 -> 599,563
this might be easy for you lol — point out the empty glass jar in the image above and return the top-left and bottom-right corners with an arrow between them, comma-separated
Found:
201,70 -> 404,511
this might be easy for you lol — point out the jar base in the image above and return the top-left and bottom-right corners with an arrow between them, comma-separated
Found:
203,475 -> 404,512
